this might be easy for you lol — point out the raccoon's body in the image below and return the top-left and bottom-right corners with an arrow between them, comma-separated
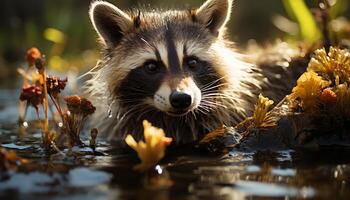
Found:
86,0 -> 296,144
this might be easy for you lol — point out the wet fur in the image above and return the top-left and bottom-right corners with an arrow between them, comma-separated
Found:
85,0 -> 288,144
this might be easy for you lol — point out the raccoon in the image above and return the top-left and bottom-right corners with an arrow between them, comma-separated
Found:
85,0 -> 292,144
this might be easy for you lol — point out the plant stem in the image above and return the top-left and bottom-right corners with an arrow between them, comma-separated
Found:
51,141 -> 65,156
49,94 -> 64,122
35,108 -> 44,137
41,71 -> 49,133
23,102 -> 29,121
19,66 -> 30,122
319,0 -> 332,51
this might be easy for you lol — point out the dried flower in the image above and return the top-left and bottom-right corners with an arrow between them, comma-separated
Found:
46,76 -> 67,98
320,88 -> 337,104
26,47 -> 41,66
125,120 -> 172,171
289,71 -> 330,112
19,85 -> 44,109
308,47 -> 350,84
64,95 -> 96,116
63,96 -> 96,146
80,98 -> 96,116
252,94 -> 275,128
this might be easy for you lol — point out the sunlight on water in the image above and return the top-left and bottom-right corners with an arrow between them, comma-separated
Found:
1,89 -> 350,200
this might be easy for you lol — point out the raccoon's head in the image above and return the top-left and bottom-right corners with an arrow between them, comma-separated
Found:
89,0 -> 237,117
88,0 -> 256,142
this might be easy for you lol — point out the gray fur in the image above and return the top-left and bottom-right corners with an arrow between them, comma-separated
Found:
85,0 -> 296,144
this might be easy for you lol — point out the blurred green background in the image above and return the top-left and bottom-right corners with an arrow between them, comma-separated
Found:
1,0 -> 349,88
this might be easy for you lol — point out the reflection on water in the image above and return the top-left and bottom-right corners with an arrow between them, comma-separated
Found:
1,89 -> 350,200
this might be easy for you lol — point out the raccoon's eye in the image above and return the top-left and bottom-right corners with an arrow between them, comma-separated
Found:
144,60 -> 160,74
185,57 -> 199,70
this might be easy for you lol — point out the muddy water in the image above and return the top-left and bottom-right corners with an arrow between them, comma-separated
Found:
1,89 -> 350,200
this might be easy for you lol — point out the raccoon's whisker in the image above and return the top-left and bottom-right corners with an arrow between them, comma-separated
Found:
202,95 -> 231,101
200,77 -> 227,90
201,100 -> 228,109
201,83 -> 229,93
190,110 -> 197,120
196,106 -> 210,115
202,92 -> 230,97
200,77 -> 224,89
197,104 -> 213,112
195,109 -> 206,115
202,92 -> 236,98
201,103 -> 226,110
201,78 -> 227,86
118,104 -> 146,121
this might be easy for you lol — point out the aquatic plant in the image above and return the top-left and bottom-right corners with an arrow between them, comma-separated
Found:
64,95 -> 96,146
19,85 -> 44,111
34,57 -> 50,137
18,47 -> 97,153
308,47 -> 350,84
18,48 -> 43,122
199,94 -> 277,151
289,71 -> 330,112
125,120 -> 172,172
46,76 -> 67,98
289,47 -> 350,117
252,94 -> 276,128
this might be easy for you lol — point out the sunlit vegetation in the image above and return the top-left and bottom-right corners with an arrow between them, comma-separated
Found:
289,47 -> 350,119
1,0 -> 350,198
18,48 -> 97,153
125,120 -> 172,171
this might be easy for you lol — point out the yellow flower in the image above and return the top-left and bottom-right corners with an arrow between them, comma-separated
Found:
308,47 -> 350,84
252,94 -> 275,128
125,120 -> 172,172
289,71 -> 330,112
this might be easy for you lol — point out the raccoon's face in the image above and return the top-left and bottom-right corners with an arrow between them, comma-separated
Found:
89,0 -> 232,117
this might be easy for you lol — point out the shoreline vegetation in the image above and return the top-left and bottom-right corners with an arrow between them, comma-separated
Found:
0,0 -> 350,197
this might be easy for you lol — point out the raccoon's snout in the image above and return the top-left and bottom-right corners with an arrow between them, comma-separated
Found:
169,91 -> 192,110
153,78 -> 201,116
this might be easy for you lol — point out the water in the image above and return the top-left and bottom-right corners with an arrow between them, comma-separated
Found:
1,89 -> 350,200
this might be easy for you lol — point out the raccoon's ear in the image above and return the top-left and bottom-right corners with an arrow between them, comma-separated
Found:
89,1 -> 133,48
195,0 -> 233,36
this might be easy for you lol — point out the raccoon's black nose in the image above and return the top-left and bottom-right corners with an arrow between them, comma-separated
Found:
170,91 -> 192,109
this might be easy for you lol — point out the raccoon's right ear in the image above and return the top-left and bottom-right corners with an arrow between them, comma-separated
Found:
89,1 -> 133,48
195,0 -> 233,37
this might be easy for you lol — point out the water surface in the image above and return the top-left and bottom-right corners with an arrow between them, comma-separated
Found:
1,89 -> 350,200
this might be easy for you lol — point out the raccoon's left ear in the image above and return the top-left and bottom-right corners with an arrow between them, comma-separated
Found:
195,0 -> 233,37
89,1 -> 134,48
